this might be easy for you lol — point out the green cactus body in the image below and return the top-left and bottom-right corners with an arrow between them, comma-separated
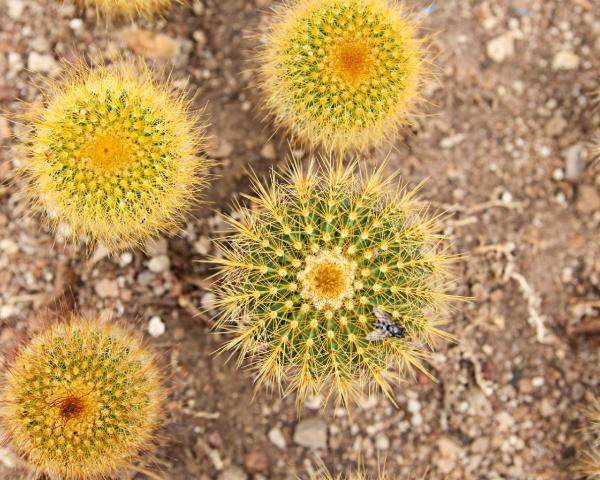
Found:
213,159 -> 458,407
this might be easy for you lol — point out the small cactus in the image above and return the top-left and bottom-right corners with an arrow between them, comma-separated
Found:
258,0 -> 425,152
579,399 -> 600,479
81,0 -> 176,18
0,317 -> 165,479
20,59 -> 209,252
212,159 -> 458,407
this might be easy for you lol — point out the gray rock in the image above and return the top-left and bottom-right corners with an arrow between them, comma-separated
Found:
563,143 -> 586,180
293,417 -> 327,449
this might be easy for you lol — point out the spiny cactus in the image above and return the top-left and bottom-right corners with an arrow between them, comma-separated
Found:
0,317 -> 165,479
579,399 -> 600,479
316,470 -> 392,480
81,0 -> 176,18
20,59 -> 209,252
258,0 -> 425,152
212,158 -> 458,408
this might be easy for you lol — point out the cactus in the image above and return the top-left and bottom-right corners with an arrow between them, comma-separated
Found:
579,399 -> 600,479
20,59 -> 209,252
0,317 -> 165,479
81,0 -> 176,18
212,159 -> 458,408
258,0 -> 425,152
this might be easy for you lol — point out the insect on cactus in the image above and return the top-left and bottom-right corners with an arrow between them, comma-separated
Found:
20,58 -> 209,253
258,0 -> 426,153
212,158 -> 459,408
0,316 -> 165,479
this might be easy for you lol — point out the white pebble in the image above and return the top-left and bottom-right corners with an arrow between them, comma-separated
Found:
148,255 -> 170,273
552,168 -> 565,181
119,251 -> 133,267
552,51 -> 580,71
532,377 -> 545,388
268,427 -> 287,449
148,316 -> 166,337
201,292 -> 217,313
69,18 -> 83,31
407,398 -> 421,413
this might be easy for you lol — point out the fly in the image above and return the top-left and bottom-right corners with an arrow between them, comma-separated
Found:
365,306 -> 406,341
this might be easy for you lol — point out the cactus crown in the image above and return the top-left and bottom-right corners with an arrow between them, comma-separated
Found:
0,318 -> 164,479
259,0 -> 424,152
212,159 -> 457,407
21,59 -> 209,252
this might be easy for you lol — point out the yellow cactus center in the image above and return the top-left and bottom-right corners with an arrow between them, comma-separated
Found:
81,130 -> 133,173
298,251 -> 356,310
332,40 -> 374,85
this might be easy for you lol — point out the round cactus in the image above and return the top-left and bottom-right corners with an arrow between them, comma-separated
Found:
81,0 -> 176,17
212,159 -> 457,407
0,317 -> 165,479
20,59 -> 209,252
258,0 -> 425,152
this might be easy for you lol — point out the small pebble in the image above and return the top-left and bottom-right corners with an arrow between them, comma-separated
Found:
268,427 -> 286,450
148,316 -> 166,337
486,33 -> 515,63
148,255 -> 170,273
552,50 -> 580,71
94,279 -> 119,298
293,417 -> 328,449
243,448 -> 269,474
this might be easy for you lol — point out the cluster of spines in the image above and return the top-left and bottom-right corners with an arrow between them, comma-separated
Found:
258,0 -> 425,152
212,158 -> 458,407
80,0 -> 177,18
0,317 -> 164,479
21,59 -> 209,252
579,399 -> 600,479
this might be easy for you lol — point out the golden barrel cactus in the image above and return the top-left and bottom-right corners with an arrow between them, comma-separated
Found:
0,317 -> 165,479
258,0 -> 426,152
212,159 -> 458,408
20,59 -> 209,252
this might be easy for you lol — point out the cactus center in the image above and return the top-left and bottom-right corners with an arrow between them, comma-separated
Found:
331,40 -> 374,85
298,251 -> 356,310
58,395 -> 87,420
81,130 -> 134,172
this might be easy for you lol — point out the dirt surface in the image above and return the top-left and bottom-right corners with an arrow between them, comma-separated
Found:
1,0 -> 600,479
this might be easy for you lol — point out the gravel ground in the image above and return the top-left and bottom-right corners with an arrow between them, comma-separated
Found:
1,0 -> 600,479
